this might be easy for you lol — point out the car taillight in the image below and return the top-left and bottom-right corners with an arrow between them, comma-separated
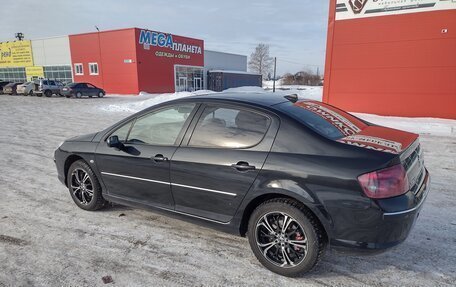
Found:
358,164 -> 409,199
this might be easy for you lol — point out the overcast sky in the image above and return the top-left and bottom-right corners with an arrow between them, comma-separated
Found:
1,0 -> 329,75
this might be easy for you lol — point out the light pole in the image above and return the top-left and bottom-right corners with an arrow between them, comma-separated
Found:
273,57 -> 277,93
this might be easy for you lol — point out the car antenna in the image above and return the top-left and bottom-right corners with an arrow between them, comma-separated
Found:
284,94 -> 298,103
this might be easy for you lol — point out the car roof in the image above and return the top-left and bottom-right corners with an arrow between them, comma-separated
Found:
186,92 -> 291,107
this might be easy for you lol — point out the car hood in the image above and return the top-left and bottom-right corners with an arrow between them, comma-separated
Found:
337,125 -> 418,154
67,132 -> 99,142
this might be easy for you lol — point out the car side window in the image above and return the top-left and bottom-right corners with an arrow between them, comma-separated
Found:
49,80 -> 56,85
126,104 -> 196,145
87,84 -> 96,88
189,106 -> 270,148
79,83 -> 88,88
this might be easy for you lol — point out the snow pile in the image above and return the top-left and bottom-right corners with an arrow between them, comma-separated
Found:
223,86 -> 265,93
99,86 -> 323,113
99,90 -> 215,113
354,113 -> 456,138
97,87 -> 455,138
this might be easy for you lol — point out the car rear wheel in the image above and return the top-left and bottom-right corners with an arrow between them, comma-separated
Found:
44,90 -> 52,97
67,160 -> 107,211
247,198 -> 326,277
98,92 -> 104,98
76,92 -> 82,98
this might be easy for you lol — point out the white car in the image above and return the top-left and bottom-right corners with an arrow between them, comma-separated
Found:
16,82 -> 34,96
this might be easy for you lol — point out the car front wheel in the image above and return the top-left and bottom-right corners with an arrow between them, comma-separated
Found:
76,92 -> 82,98
67,160 -> 107,211
98,91 -> 104,98
247,198 -> 326,277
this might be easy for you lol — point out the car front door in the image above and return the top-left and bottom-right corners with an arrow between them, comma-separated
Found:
170,104 -> 279,223
95,103 -> 198,208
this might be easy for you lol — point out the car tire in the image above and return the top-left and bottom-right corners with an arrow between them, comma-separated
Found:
67,160 -> 107,211
76,92 -> 82,98
247,198 -> 326,277
65,95 -> 72,98
98,92 -> 104,98
44,90 -> 52,97
89,95 -> 92,98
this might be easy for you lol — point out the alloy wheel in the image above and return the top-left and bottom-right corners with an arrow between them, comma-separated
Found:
255,212 -> 308,268
70,168 -> 94,205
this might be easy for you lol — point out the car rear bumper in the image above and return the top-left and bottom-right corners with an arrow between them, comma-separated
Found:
60,90 -> 73,96
330,170 -> 430,255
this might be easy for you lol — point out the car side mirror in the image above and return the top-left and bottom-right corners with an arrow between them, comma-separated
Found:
107,135 -> 124,150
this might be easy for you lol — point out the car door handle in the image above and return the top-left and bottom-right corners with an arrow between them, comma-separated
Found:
152,154 -> 169,162
231,161 -> 256,171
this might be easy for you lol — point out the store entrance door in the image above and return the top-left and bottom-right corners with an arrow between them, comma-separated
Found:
194,77 -> 202,91
178,77 -> 187,92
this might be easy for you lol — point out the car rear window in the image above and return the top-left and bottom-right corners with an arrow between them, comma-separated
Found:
276,101 -> 368,140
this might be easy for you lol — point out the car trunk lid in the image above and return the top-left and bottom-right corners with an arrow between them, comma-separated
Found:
336,125 -> 418,155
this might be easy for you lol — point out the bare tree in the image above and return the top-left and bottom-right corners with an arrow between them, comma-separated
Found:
248,43 -> 273,79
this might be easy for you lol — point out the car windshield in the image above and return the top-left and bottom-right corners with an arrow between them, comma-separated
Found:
276,100 -> 368,140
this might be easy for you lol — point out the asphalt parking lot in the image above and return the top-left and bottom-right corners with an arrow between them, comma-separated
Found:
0,95 -> 455,286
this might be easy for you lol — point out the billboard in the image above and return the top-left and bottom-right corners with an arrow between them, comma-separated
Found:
336,0 -> 456,20
25,66 -> 44,81
138,29 -> 203,61
0,40 -> 34,67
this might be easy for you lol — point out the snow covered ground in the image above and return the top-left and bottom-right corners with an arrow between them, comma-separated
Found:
0,91 -> 455,286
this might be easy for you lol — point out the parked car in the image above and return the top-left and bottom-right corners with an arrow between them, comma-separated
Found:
32,79 -> 64,97
61,82 -> 105,98
0,81 -> 11,94
54,93 -> 430,277
16,82 -> 35,96
3,82 -> 23,95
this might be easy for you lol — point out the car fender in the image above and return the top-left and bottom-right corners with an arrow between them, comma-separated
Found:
233,179 -> 334,239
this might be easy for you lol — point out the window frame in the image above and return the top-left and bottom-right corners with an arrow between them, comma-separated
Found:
105,103 -> 199,147
89,62 -> 99,75
74,63 -> 84,75
185,103 -> 272,150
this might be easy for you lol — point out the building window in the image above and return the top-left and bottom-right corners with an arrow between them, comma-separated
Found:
43,65 -> 73,84
74,64 -> 83,75
0,67 -> 26,82
89,63 -> 99,75
174,65 -> 204,92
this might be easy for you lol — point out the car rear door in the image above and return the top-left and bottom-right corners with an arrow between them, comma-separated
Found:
170,103 -> 279,223
86,83 -> 98,96
77,83 -> 89,95
95,103 -> 198,208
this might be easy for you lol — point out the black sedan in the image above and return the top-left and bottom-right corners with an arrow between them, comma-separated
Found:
61,82 -> 105,98
54,93 -> 430,277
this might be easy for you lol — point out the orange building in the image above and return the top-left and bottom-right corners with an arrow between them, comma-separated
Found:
323,0 -> 456,119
